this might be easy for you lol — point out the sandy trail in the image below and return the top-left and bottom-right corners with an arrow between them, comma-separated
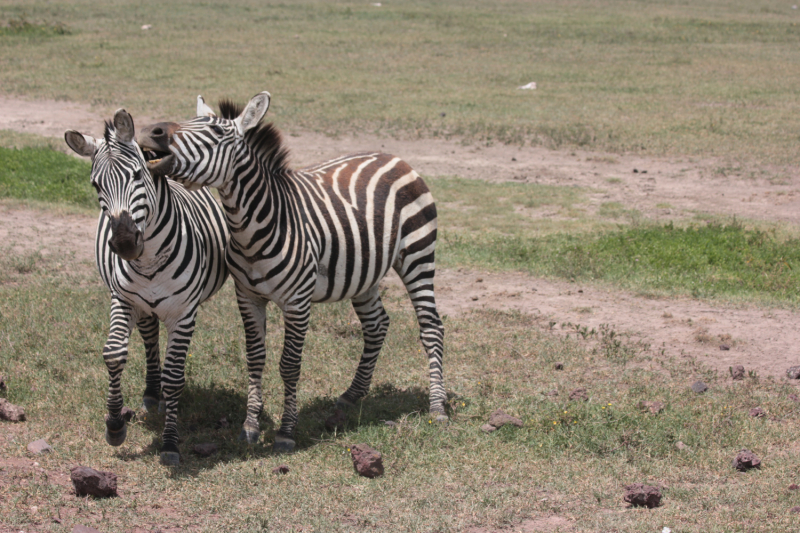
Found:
1,95 -> 798,380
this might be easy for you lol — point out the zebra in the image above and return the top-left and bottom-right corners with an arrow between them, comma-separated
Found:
138,91 -> 447,452
64,108 -> 229,466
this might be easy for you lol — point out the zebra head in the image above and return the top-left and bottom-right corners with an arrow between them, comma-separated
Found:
65,109 -> 156,261
138,92 -> 272,191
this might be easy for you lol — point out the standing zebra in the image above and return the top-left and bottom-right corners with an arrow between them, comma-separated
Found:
65,108 -> 229,466
139,92 -> 446,452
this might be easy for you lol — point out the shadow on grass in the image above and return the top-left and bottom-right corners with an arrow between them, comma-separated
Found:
114,382 -> 435,476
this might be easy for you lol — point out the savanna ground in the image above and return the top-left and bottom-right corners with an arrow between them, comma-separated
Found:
2,1 -> 800,532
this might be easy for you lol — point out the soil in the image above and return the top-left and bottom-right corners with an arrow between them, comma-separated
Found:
1,95 -> 799,381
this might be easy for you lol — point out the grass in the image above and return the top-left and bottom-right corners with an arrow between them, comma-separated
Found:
1,1 -> 800,164
3,256 -> 800,532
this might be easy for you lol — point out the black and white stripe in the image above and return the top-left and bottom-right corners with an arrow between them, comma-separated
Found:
139,93 -> 446,452
65,108 -> 229,465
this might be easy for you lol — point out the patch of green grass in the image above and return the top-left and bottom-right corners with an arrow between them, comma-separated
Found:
0,16 -> 69,37
0,145 -> 95,208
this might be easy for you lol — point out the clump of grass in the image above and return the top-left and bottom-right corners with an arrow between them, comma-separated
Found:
0,146 -> 95,208
0,17 -> 69,37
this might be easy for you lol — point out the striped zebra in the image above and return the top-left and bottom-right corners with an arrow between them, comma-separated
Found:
139,92 -> 446,452
65,108 -> 229,466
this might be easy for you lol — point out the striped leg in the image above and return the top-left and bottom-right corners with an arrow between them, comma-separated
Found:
237,288 -> 268,445
159,312 -> 197,466
338,286 -> 391,408
136,314 -> 162,413
104,297 -> 136,446
395,249 -> 447,421
274,300 -> 311,453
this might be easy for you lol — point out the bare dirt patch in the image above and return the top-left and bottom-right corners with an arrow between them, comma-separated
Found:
1,95 -> 799,382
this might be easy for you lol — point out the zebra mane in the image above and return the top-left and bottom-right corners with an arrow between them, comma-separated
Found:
103,120 -> 115,145
218,98 -> 291,175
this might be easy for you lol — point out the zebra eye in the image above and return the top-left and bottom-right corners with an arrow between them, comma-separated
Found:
211,125 -> 224,136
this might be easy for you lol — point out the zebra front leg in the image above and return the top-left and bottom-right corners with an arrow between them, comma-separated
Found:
274,301 -> 311,453
104,298 -> 136,446
158,313 -> 197,466
237,290 -> 267,445
337,286 -> 391,409
136,314 -> 163,413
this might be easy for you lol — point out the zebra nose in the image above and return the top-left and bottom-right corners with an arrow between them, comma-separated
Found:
108,211 -> 144,261
138,121 -> 180,152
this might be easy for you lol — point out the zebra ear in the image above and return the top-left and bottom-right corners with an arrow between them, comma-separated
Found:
113,108 -> 135,143
235,91 -> 271,134
64,130 -> 98,158
197,95 -> 216,118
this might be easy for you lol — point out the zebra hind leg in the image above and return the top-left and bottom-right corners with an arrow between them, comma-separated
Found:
136,315 -> 163,413
104,299 -> 135,446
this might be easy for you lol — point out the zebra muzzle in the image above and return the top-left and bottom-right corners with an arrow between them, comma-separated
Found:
108,211 -> 144,261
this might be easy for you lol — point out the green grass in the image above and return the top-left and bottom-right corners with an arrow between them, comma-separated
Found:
0,145 -> 95,208
1,1 -> 800,163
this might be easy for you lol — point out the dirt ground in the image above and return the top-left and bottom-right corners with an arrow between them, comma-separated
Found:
1,95 -> 799,382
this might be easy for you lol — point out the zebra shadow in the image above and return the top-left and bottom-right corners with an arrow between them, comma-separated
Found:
113,382 -> 432,475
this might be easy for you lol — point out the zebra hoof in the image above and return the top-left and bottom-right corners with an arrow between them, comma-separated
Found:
433,413 -> 449,425
160,451 -> 180,466
335,397 -> 355,410
105,422 -> 127,447
273,435 -> 296,454
142,395 -> 160,413
239,428 -> 260,444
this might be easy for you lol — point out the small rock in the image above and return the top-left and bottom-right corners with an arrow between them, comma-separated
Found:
749,407 -> 766,418
481,424 -> 497,433
732,449 -> 761,471
121,406 -> 136,422
691,381 -> 708,394
27,439 -> 52,455
730,365 -> 745,380
633,168 -> 639,173
789,484 -> 800,490
476,278 -> 483,283
70,466 -> 118,498
193,443 -> 218,457
0,375 -> 5,390
543,389 -> 558,397
675,441 -> 690,451
554,362 -> 564,370
272,465 -> 290,475
639,401 -> 664,415
0,398 -> 26,422
623,483 -> 662,508
720,344 -> 730,351
325,408 -> 347,432
792,506 -> 800,514
569,388 -> 588,402
471,296 -> 479,301
788,366 -> 800,380
790,394 -> 800,402
215,416 -> 229,429
350,443 -> 384,478
140,24 -> 152,30
488,409 -> 523,429
73,525 -> 103,533
383,420 -> 398,428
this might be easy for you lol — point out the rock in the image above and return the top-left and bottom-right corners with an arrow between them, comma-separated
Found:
215,416 -> 229,429
719,344 -> 730,351
272,465 -> 290,475
691,381 -> 708,394
121,406 -> 136,422
792,506 -> 800,514
350,444 -> 384,478
749,407 -> 766,418
73,525 -> 103,533
543,389 -> 558,397
554,362 -> 564,370
732,449 -> 761,471
791,394 -> 800,402
623,483 -> 662,508
569,388 -> 588,402
488,409 -> 523,429
192,443 -> 218,457
789,484 -> 800,490
675,441 -> 690,451
730,365 -> 745,380
27,439 -> 52,455
0,375 -> 5,390
639,401 -> 664,415
787,366 -> 800,380
325,408 -> 347,432
481,424 -> 497,433
70,466 -> 118,498
0,398 -> 26,422
383,420 -> 398,428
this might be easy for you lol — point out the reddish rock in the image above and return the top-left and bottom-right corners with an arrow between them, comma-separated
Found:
639,401 -> 664,415
789,484 -> 800,490
788,366 -> 800,380
272,465 -> 290,475
623,483 -> 662,508
691,381 -> 708,394
325,408 -> 347,432
27,439 -> 52,455
719,344 -> 731,351
488,409 -> 523,429
732,449 -> 761,471
350,444 -> 384,478
121,406 -> 135,422
70,466 -> 118,498
481,424 -> 497,433
730,365 -> 745,380
72,525 -> 103,533
192,443 -> 218,457
0,398 -> 25,422
749,407 -> 766,418
569,388 -> 588,402
792,506 -> 800,514
553,362 -> 564,370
